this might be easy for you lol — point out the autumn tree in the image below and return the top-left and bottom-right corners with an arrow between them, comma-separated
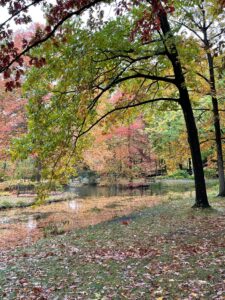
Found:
0,0 -> 106,90
0,82 -> 26,156
13,9 -> 212,208
175,0 -> 225,195
145,107 -> 190,172
84,114 -> 157,182
2,0 -> 216,207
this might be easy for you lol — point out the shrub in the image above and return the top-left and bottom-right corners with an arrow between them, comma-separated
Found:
167,170 -> 192,179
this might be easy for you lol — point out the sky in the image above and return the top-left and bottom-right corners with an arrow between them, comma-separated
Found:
1,3 -> 46,30
1,1 -> 115,32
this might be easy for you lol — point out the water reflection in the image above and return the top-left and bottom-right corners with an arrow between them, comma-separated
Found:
68,181 -> 194,198
68,200 -> 80,212
0,216 -> 9,224
27,216 -> 37,230
68,180 -> 216,199
0,179 -> 219,251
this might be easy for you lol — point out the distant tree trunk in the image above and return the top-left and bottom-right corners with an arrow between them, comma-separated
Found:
36,158 -> 42,182
188,158 -> 192,175
198,1 -> 225,196
159,9 -> 210,207
155,160 -> 158,176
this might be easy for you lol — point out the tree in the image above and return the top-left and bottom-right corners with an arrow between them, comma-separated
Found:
14,0 -> 212,207
0,0 -> 106,91
175,0 -> 225,196
0,80 -> 26,159
2,0 -> 218,207
145,107 -> 190,172
84,114 -> 157,181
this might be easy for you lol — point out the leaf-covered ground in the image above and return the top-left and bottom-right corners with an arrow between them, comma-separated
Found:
0,195 -> 224,299
0,194 -> 162,250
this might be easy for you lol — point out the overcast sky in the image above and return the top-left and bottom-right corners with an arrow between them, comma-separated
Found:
1,3 -> 46,31
1,1 -> 115,32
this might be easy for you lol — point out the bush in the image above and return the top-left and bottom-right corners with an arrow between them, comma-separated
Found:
16,201 -> 27,208
204,168 -> 217,179
167,170 -> 192,179
0,201 -> 12,209
42,221 -> 69,237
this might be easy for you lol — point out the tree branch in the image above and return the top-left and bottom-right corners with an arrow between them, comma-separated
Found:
78,97 -> 179,138
0,0 -> 103,73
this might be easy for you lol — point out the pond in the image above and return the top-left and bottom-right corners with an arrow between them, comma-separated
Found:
69,180 -> 197,198
0,179 -> 217,251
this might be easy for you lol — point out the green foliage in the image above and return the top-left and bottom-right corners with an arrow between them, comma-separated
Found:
0,200 -> 11,208
14,159 -> 38,181
204,168 -> 217,179
16,201 -> 27,208
13,13 -> 179,184
145,108 -> 189,171
10,2 -> 225,198
43,222 -> 68,237
167,170 -> 193,179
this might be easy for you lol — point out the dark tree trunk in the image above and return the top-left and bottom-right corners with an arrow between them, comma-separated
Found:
180,91 -> 209,207
199,2 -> 225,196
159,8 -> 210,207
207,53 -> 225,196
188,158 -> 192,175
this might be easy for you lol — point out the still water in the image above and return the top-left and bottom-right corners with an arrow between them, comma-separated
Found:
0,179 -> 217,250
69,180 -> 197,198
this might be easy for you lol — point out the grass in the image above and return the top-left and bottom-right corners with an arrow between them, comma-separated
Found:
104,201 -> 123,209
90,206 -> 103,213
0,193 -> 224,299
0,192 -> 74,209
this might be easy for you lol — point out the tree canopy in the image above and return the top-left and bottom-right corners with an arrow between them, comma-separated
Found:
1,0 -> 225,207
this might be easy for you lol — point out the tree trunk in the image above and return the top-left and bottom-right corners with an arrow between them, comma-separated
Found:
199,1 -> 225,196
188,158 -> 192,175
180,91 -> 209,207
207,53 -> 225,196
159,7 -> 210,207
36,158 -> 42,182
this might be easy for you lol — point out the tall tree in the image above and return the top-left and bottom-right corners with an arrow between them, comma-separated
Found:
175,0 -> 225,196
15,1 -> 211,207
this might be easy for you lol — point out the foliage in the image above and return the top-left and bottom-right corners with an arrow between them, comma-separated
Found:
84,116 -> 157,180
0,80 -> 26,159
3,0 -> 224,206
145,107 -> 189,171
13,14 -> 178,182
166,170 -> 193,179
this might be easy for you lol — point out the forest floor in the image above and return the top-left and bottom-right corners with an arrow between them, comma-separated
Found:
0,193 -> 224,299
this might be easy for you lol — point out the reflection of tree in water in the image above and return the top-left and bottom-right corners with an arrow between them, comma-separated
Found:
72,181 -> 196,198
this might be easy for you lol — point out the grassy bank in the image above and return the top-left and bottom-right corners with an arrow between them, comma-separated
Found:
0,194 -> 224,299
0,192 -> 74,210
